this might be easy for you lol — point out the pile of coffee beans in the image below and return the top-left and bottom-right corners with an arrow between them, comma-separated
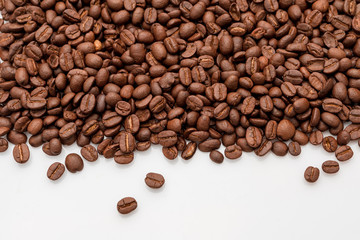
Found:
1,0 -> 360,213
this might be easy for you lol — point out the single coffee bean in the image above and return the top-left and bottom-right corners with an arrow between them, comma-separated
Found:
322,160 -> 339,174
288,142 -> 301,156
272,141 -> 288,156
65,153 -> 84,173
304,166 -> 320,183
224,144 -> 242,159
181,142 -> 197,160
114,151 -> 134,164
322,136 -> 338,152
47,162 -> 65,181
81,145 -> 98,162
0,138 -> 8,152
277,119 -> 295,141
158,130 -> 177,147
145,172 -> 165,188
117,197 -> 137,214
210,150 -> 224,164
335,145 -> 353,161
13,143 -> 30,164
309,131 -> 323,145
162,146 -> 178,160
337,130 -> 351,145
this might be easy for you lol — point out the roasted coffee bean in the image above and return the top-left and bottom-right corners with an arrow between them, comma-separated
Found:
13,143 -> 30,164
114,151 -> 134,164
322,136 -> 338,153
304,166 -> 320,183
81,145 -> 98,162
288,142 -> 301,156
117,197 -> 137,214
65,153 -> 84,173
224,145 -> 242,159
158,130 -> 177,147
335,145 -> 353,161
277,119 -> 295,141
0,138 -> 8,152
119,131 -> 136,153
309,131 -> 323,145
181,142 -> 197,160
162,146 -> 178,160
322,160 -> 340,174
47,162 -> 65,181
210,150 -> 224,164
272,141 -> 288,156
145,172 -> 165,189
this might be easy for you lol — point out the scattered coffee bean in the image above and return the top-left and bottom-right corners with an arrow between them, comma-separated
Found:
47,162 -> 65,181
81,145 -> 98,162
335,145 -> 353,161
322,161 -> 340,174
0,138 -> 8,152
13,143 -> 30,164
145,172 -> 165,189
65,153 -> 84,173
304,166 -> 320,183
117,197 -> 137,214
210,150 -> 224,164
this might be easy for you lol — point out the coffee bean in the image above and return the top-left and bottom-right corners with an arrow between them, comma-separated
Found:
304,166 -> 320,183
162,146 -> 178,160
210,150 -> 224,164
47,162 -> 65,181
335,145 -> 353,161
224,144 -> 242,159
145,172 -> 165,189
181,142 -> 197,160
0,138 -> 8,152
322,136 -> 338,152
272,141 -> 288,156
309,130 -> 323,145
288,142 -> 301,156
277,119 -> 295,141
119,131 -> 135,153
65,153 -> 84,173
245,126 -> 262,148
81,145 -> 98,162
117,197 -> 137,214
13,143 -> 30,164
322,160 -> 339,174
158,130 -> 177,147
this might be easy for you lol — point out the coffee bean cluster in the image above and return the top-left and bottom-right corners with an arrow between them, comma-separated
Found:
1,0 -> 360,211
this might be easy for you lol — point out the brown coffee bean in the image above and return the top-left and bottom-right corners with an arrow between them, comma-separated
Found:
119,131 -> 136,153
322,160 -> 340,174
13,143 -> 30,164
224,144 -> 242,159
162,146 -> 178,160
272,141 -> 288,156
145,172 -> 165,189
288,142 -> 301,156
65,153 -> 84,173
277,119 -> 296,141
304,166 -> 320,183
181,142 -> 197,160
158,130 -> 177,147
117,197 -> 137,214
0,138 -> 8,152
245,126 -> 262,148
81,145 -> 98,162
322,136 -> 338,152
309,130 -> 323,145
255,140 -> 272,156
47,162 -> 65,181
210,150 -> 224,164
114,151 -> 134,164
335,145 -> 353,161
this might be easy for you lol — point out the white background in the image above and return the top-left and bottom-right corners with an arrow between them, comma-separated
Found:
1,137 -> 360,240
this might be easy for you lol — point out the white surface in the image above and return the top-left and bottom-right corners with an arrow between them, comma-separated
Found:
0,138 -> 360,240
